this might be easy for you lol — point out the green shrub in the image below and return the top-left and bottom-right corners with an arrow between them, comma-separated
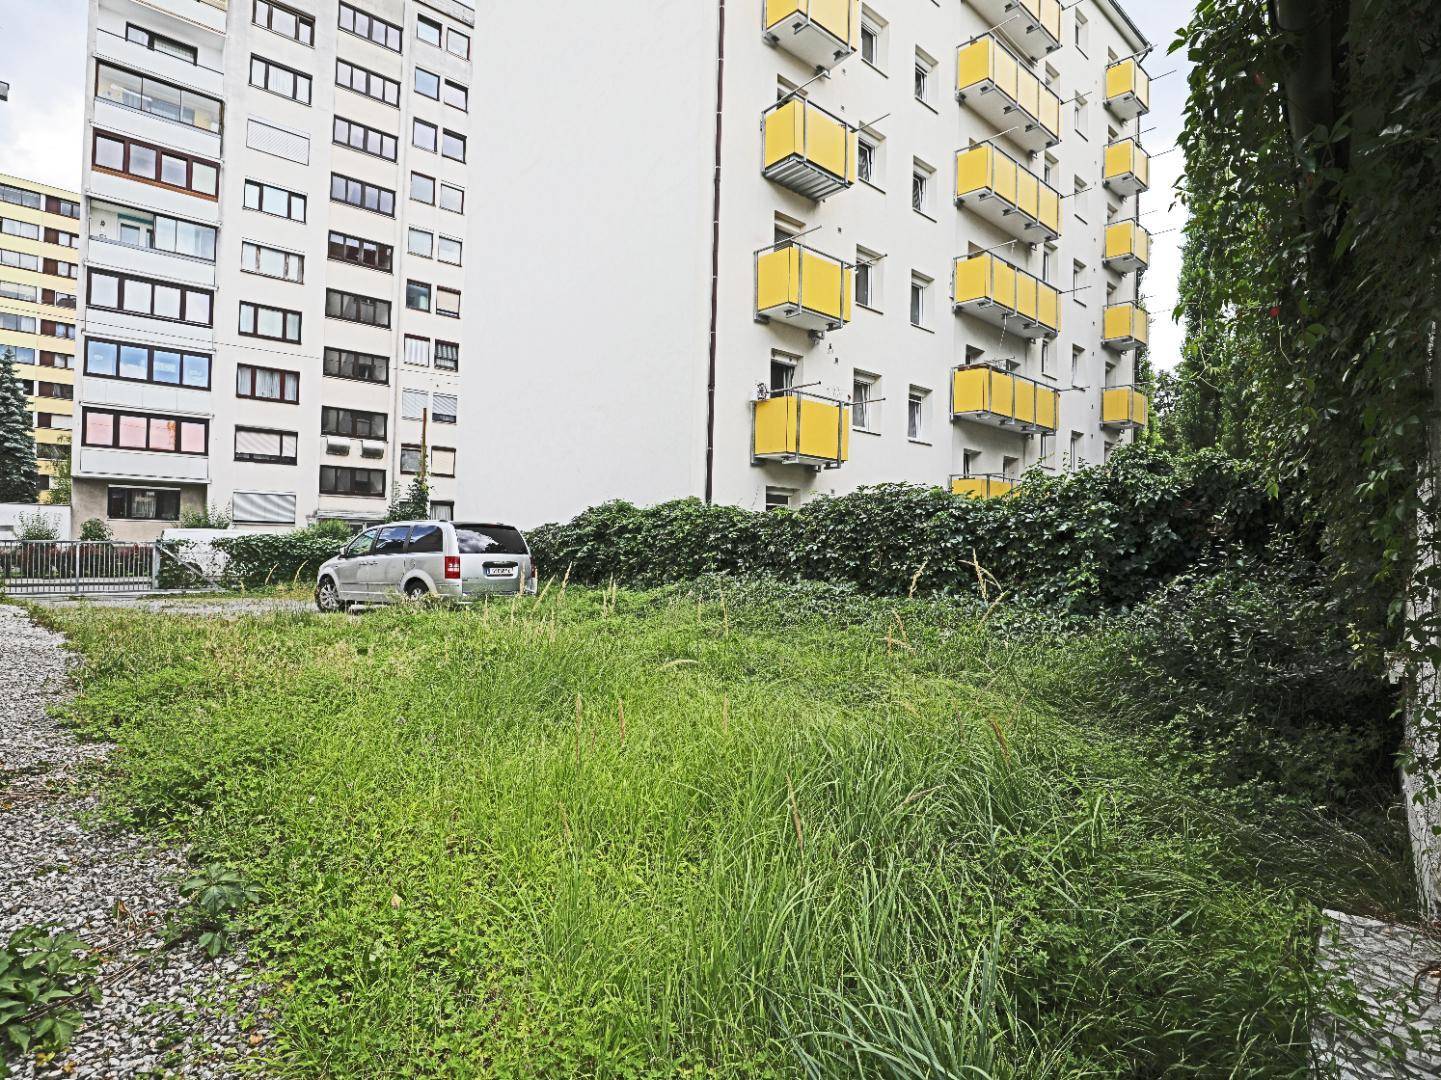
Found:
213,521 -> 352,588
13,512 -> 59,541
528,446 -> 1295,613
168,865 -> 261,958
0,926 -> 98,1070
179,503 -> 231,530
78,518 -> 111,542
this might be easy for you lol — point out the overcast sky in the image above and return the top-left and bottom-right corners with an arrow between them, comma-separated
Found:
0,0 -> 1195,368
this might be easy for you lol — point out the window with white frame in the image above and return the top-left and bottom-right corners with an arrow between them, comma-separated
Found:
911,161 -> 933,215
765,487 -> 794,511
914,51 -> 934,105
437,236 -> 462,265
407,228 -> 433,257
855,247 -> 880,308
404,335 -> 430,366
853,372 -> 878,432
1071,260 -> 1087,304
910,273 -> 931,328
907,387 -> 929,441
769,350 -> 796,392
1074,11 -> 1089,54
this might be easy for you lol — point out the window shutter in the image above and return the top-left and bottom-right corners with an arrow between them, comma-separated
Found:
232,490 -> 297,525
247,119 -> 310,165
235,428 -> 277,457
401,388 -> 427,420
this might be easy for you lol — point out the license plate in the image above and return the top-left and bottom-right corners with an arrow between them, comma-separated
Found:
485,566 -> 516,577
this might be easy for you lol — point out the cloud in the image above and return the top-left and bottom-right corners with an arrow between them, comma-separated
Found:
0,0 -> 88,190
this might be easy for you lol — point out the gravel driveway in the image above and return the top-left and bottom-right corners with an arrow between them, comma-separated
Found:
0,605 -> 265,1079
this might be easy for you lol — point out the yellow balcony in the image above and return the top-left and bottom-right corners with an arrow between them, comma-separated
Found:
753,391 -> 849,468
1103,138 -> 1150,197
28,396 -> 74,416
966,0 -> 1061,61
756,242 -> 852,333
955,144 -> 1061,243
763,98 -> 858,200
952,252 -> 1060,340
35,428 -> 70,446
764,0 -> 858,69
956,36 -> 1062,154
1105,59 -> 1150,120
1102,386 -> 1149,430
951,473 -> 1016,499
1103,303 -> 1149,352
1104,221 -> 1151,273
951,364 -> 1059,434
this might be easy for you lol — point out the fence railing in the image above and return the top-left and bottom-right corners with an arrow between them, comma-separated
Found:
0,541 -> 159,595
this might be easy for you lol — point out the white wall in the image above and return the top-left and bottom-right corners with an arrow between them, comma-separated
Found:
0,503 -> 72,539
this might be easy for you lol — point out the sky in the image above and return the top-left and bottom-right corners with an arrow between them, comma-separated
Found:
0,0 -> 1195,368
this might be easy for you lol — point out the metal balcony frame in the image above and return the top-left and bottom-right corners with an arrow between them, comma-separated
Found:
755,239 -> 853,335
950,472 -> 1019,499
1104,59 -> 1151,120
751,386 -> 848,470
1102,304 -> 1149,352
954,143 -> 1062,245
955,35 -> 1063,152
951,253 -> 1060,341
761,97 -> 856,202
1101,384 -> 1148,430
1102,138 -> 1151,197
762,0 -> 857,70
949,362 -> 1058,435
1103,221 -> 1151,273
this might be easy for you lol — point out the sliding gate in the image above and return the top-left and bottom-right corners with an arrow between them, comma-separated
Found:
0,541 -> 163,596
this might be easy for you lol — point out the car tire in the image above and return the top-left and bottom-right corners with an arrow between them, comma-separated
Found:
404,580 -> 431,603
316,578 -> 344,613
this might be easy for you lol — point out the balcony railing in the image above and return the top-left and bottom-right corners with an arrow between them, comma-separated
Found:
1101,386 -> 1149,430
1104,221 -> 1151,273
763,98 -> 857,200
763,0 -> 858,69
1103,138 -> 1150,197
1103,303 -> 1150,351
1105,59 -> 1150,120
956,36 -> 1062,153
951,473 -> 1017,499
952,252 -> 1060,340
753,389 -> 849,468
955,143 -> 1061,243
951,364 -> 1059,434
756,242 -> 852,333
965,0 -> 1061,61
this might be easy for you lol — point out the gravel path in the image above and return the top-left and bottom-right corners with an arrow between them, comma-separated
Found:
0,605 -> 266,1079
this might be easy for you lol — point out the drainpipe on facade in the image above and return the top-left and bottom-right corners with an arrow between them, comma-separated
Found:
704,0 -> 726,504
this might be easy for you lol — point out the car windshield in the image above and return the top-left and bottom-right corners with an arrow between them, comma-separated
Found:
454,524 -> 527,555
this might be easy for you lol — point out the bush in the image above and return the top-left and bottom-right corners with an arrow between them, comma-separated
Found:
213,521 -> 353,588
179,503 -> 231,530
78,518 -> 111,542
528,446 -> 1296,613
1,925 -> 98,1067
1097,561 -> 1400,815
14,512 -> 59,541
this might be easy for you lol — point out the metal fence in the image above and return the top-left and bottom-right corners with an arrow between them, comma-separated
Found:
0,541 -> 161,595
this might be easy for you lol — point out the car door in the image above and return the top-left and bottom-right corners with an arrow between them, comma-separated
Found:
403,523 -> 446,592
362,525 -> 413,599
335,528 -> 378,601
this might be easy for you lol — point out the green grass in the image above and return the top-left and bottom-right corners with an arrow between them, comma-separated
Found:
34,584 -> 1405,1078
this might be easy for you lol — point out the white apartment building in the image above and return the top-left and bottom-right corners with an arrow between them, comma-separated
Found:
460,0 -> 1153,527
74,0 -> 478,539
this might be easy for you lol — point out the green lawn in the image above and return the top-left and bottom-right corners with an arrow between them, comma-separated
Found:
36,584 -> 1397,1077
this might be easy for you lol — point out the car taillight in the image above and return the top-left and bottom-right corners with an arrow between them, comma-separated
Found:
444,555 -> 461,580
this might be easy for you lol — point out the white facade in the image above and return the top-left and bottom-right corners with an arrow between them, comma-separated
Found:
462,0 -> 1151,527
74,0 -> 478,539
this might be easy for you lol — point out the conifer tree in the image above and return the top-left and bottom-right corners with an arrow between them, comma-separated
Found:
0,346 -> 40,503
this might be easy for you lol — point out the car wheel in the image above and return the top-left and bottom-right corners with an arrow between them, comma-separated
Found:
404,580 -> 431,602
316,578 -> 343,613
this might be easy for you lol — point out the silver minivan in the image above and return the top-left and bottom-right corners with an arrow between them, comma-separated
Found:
315,520 -> 536,611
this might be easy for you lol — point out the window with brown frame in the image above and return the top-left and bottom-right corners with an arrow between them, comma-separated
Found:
236,363 -> 299,403
325,288 -> 390,328
335,58 -> 399,107
94,62 -> 222,133
87,270 -> 213,326
320,465 -> 385,497
327,230 -> 393,273
82,407 -> 208,455
253,0 -> 314,45
238,301 -> 302,343
92,130 -> 218,198
330,172 -> 395,216
321,406 -> 387,440
250,55 -> 312,104
333,116 -> 397,161
338,2 -> 401,52
85,338 -> 211,389
434,340 -> 459,371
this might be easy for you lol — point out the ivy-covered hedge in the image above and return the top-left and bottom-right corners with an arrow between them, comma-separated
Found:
212,521 -> 352,588
527,447 -> 1299,612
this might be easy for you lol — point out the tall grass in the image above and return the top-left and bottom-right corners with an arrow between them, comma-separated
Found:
36,585 -> 1403,1077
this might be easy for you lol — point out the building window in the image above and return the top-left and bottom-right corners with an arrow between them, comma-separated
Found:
855,249 -> 880,308
431,447 -> 456,477
1074,11 -> 1089,54
769,352 -> 796,391
333,116 -> 397,161
1074,96 -> 1089,142
912,161 -> 934,215
320,465 -> 385,497
1070,345 -> 1084,385
241,240 -> 304,282
323,347 -> 388,384
408,228 -> 434,257
410,172 -> 436,205
250,55 -> 312,104
443,80 -> 468,111
235,427 -> 298,465
416,14 -> 442,46
0,250 -> 38,272
441,130 -> 466,162
413,118 -> 438,153
0,312 -> 35,333
253,0 -> 314,45
236,364 -> 299,403
434,340 -> 459,371
331,173 -> 395,216
107,487 -> 181,521
446,27 -> 470,58
765,487 -> 793,512
914,52 -> 933,105
399,444 -> 423,474
238,302 -> 302,343
907,387 -> 929,442
414,68 -> 440,99
335,59 -> 399,107
437,236 -> 462,265
87,271 -> 212,326
860,20 -> 879,66
431,501 -> 454,521
910,274 -> 930,328
94,131 -> 218,198
322,406 -> 387,441
84,339 -> 210,389
89,201 -> 216,261
439,183 -> 464,214
94,62 -> 222,133
1040,340 -> 1054,378
125,23 -> 198,63
857,138 -> 876,184
432,393 -> 458,424
0,217 -> 38,240
404,335 -> 431,366
326,289 -> 391,328
1071,260 -> 1088,304
83,408 -> 207,454
327,230 -> 393,273
436,288 -> 461,318
338,2 -> 401,52
1069,431 -> 1084,467
406,280 -> 432,312
243,179 -> 305,220
853,374 -> 877,432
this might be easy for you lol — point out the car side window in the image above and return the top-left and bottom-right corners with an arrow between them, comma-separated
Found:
345,528 -> 379,557
406,524 -> 443,553
373,525 -> 410,556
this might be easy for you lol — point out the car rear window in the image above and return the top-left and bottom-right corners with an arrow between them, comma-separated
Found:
454,524 -> 528,555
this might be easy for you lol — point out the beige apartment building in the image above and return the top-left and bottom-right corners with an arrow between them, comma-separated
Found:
0,174 -> 81,502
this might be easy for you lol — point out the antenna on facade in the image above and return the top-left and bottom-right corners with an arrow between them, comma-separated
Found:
776,68 -> 833,106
